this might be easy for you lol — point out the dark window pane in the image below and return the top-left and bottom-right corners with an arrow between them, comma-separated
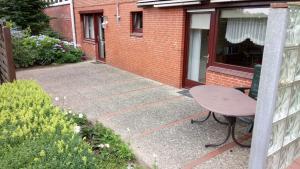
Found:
215,8 -> 269,68
132,12 -> 143,33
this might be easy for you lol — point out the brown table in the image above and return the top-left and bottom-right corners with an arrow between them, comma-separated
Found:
190,85 -> 256,147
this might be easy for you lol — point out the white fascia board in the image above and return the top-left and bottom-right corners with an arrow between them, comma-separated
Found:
49,1 -> 70,7
154,1 -> 200,7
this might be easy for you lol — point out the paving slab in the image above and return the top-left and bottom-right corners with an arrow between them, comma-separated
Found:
194,146 -> 250,169
17,61 -> 252,169
100,97 -> 203,139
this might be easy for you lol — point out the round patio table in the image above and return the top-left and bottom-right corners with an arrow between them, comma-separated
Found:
190,85 -> 256,147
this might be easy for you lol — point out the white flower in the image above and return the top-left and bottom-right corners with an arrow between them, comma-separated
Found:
68,110 -> 72,114
153,153 -> 157,158
63,96 -> 67,100
127,163 -> 134,169
78,113 -> 83,118
105,144 -> 110,148
98,144 -> 105,148
74,126 -> 81,133
55,97 -> 60,101
127,128 -> 130,132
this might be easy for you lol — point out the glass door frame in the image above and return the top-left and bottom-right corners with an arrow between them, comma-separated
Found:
94,13 -> 106,62
183,10 -> 217,88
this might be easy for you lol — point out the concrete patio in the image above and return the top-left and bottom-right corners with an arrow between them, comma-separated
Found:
17,61 -> 251,169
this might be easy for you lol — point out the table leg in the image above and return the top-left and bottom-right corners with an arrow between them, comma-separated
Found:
231,117 -> 251,148
205,116 -> 251,148
191,112 -> 212,124
212,113 -> 229,125
205,120 -> 232,147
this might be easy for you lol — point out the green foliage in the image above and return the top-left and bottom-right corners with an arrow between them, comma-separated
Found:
55,46 -> 83,64
66,113 -> 135,168
0,81 -> 97,168
40,27 -> 60,39
0,0 -> 50,35
12,37 -> 38,68
5,20 -> 15,29
0,81 -> 136,169
13,35 -> 83,68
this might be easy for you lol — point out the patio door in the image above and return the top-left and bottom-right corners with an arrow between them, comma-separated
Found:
96,15 -> 106,61
184,13 -> 212,88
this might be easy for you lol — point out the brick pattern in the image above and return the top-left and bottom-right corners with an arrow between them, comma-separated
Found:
44,4 -> 73,41
74,1 -> 186,88
206,70 -> 252,88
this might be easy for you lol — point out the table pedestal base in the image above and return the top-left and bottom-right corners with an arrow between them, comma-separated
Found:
191,112 -> 228,125
191,113 -> 251,148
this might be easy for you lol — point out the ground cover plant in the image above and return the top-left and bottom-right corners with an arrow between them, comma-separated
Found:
12,35 -> 83,68
0,80 -> 136,169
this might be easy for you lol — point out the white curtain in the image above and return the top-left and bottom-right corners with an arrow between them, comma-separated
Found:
225,18 -> 267,46
188,29 -> 201,82
84,16 -> 89,38
89,16 -> 95,39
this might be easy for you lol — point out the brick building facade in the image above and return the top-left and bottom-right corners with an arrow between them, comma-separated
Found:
51,0 -> 291,88
72,0 -> 263,88
44,4 -> 73,41
74,1 -> 186,87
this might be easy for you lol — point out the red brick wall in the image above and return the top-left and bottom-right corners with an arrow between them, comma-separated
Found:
44,5 -> 73,41
206,67 -> 252,87
74,0 -> 255,89
74,1 -> 185,88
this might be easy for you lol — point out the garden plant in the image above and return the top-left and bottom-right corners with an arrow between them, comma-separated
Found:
0,80 -> 136,169
12,35 -> 84,68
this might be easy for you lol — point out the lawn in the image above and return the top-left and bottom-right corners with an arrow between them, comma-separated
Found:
0,80 -> 139,169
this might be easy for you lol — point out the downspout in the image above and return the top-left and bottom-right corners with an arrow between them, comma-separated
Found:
70,0 -> 77,47
116,0 -> 121,23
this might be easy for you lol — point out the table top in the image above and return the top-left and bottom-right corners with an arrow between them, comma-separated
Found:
190,85 -> 256,117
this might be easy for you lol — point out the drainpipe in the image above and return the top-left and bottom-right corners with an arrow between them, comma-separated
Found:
116,0 -> 121,23
70,0 -> 77,47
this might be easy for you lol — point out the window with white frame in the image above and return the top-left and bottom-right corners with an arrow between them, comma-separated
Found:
83,15 -> 95,40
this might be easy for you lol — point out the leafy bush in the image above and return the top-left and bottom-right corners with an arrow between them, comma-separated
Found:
0,81 -> 135,169
13,35 -> 83,68
40,27 -> 60,39
12,38 -> 38,67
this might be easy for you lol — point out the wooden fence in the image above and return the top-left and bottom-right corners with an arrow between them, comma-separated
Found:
0,20 -> 16,84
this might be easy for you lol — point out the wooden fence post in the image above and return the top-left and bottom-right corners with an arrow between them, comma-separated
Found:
0,21 -> 16,84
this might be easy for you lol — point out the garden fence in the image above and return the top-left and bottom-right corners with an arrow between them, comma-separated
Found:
0,20 -> 16,84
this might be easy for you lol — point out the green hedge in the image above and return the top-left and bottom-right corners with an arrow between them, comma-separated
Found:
0,81 -> 135,169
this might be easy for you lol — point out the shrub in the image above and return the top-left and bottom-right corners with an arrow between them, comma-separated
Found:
40,27 -> 60,39
0,81 -> 97,168
22,35 -> 60,65
12,35 -> 84,68
12,38 -> 38,68
54,45 -> 83,64
0,81 -> 135,169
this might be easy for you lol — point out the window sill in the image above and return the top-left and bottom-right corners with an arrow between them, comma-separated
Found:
130,32 -> 143,38
83,39 -> 96,44
207,66 -> 253,79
